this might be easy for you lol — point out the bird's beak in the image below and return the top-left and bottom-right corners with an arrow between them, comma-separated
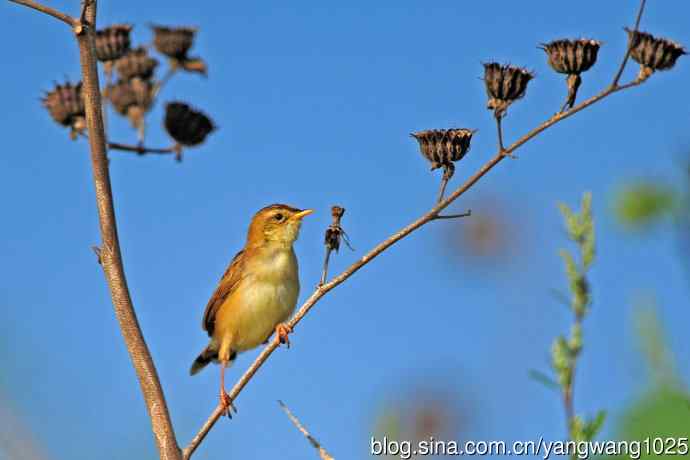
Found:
291,209 -> 314,220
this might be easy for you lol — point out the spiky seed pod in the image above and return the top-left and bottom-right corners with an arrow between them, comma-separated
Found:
152,25 -> 196,60
106,79 -> 154,115
541,39 -> 600,75
95,24 -> 132,62
540,39 -> 600,110
164,102 -> 215,146
411,129 -> 475,171
483,63 -> 533,118
106,78 -> 154,133
151,25 -> 207,76
626,28 -> 686,80
42,81 -> 86,138
114,47 -> 158,81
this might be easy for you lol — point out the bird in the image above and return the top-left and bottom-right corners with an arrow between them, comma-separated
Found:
190,204 -> 313,415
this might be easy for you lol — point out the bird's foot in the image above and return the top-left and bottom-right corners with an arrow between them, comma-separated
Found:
275,323 -> 293,348
219,389 -> 237,418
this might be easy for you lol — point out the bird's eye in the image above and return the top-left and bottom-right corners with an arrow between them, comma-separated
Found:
273,213 -> 284,222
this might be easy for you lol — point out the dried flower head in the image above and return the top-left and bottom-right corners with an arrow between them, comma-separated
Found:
42,81 -> 85,138
483,63 -> 534,117
540,39 -> 600,110
152,25 -> 196,59
626,28 -> 686,80
151,25 -> 207,76
411,128 -> 475,171
106,79 -> 154,115
541,39 -> 601,75
114,47 -> 158,81
164,101 -> 215,146
95,24 -> 132,62
325,206 -> 346,252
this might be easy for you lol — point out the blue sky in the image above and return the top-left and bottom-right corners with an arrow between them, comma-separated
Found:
1,1 -> 689,459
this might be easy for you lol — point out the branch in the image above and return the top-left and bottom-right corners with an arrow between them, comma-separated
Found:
7,0 -> 77,27
108,141 -> 179,155
611,0 -> 647,87
70,3 -> 182,460
278,401 -> 334,460
183,74 -> 646,459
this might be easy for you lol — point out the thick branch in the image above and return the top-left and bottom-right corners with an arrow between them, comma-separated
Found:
73,3 -> 181,460
8,0 -> 77,27
183,76 -> 645,459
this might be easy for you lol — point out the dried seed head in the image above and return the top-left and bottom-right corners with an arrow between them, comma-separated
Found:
411,128 -> 475,171
483,63 -> 534,117
540,39 -> 600,110
114,47 -> 158,81
42,81 -> 85,138
95,24 -> 132,62
324,206 -> 347,252
151,25 -> 207,76
541,39 -> 600,75
164,101 -> 215,146
152,25 -> 197,60
626,28 -> 686,79
106,78 -> 154,132
106,79 -> 154,115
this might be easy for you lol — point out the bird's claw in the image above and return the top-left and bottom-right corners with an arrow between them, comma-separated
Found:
275,323 -> 293,348
219,389 -> 237,418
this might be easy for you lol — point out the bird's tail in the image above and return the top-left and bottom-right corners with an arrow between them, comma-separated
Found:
190,344 -> 218,376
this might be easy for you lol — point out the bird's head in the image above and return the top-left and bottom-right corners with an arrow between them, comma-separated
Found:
247,204 -> 313,247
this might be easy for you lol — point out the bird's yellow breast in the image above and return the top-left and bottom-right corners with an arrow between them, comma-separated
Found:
214,246 -> 299,352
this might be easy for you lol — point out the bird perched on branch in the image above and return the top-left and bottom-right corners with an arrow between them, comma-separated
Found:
190,204 -> 313,415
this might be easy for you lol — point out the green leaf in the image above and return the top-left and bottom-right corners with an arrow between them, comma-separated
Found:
613,181 -> 678,231
583,410 -> 607,440
528,369 -> 560,391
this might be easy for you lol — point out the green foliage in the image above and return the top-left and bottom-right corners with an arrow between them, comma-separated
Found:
571,410 -> 607,442
541,192 -> 606,449
551,335 -> 573,388
618,386 -> 690,442
613,181 -> 678,231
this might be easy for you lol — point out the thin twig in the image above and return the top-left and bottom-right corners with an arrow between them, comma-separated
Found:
7,0 -> 77,27
108,141 -> 179,155
153,67 -> 178,99
611,0 -> 647,87
183,75 -> 646,460
437,164 -> 455,203
320,249 -> 333,286
278,401 -> 335,460
496,116 -> 505,152
433,210 -> 472,220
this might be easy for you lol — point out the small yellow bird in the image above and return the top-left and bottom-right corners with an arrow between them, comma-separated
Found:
190,204 -> 313,413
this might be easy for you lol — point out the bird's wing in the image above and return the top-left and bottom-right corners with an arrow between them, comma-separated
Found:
202,249 -> 246,336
